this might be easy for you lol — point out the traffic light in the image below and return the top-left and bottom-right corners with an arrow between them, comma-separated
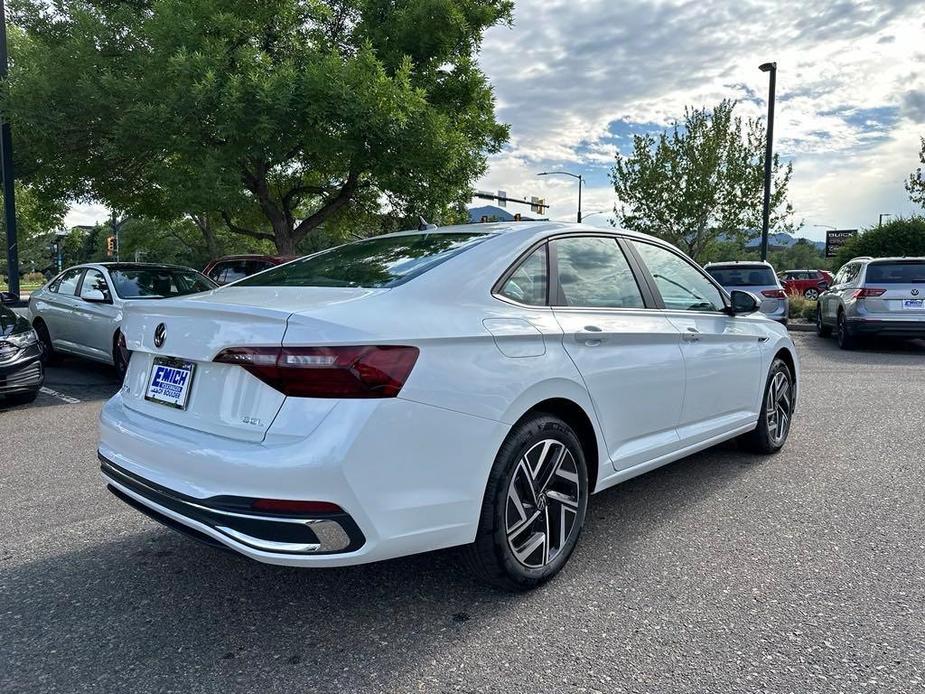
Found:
106,236 -> 116,256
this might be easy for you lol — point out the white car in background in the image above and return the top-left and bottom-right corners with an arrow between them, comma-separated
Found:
29,263 -> 216,375
98,223 -> 798,590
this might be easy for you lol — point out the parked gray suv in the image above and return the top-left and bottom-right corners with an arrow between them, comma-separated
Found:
704,261 -> 788,325
816,257 -> 925,349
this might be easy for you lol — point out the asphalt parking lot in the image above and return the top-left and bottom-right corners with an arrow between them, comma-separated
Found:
2,333 -> 924,693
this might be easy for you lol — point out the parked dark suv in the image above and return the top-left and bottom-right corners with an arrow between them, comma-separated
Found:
1,303 -> 44,405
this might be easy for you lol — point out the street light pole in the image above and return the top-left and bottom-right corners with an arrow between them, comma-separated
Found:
0,0 -> 19,297
537,171 -> 583,223
759,61 -> 777,263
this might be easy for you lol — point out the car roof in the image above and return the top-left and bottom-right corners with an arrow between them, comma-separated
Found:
857,256 -> 925,263
72,262 -> 202,272
703,260 -> 774,268
372,220 -> 671,246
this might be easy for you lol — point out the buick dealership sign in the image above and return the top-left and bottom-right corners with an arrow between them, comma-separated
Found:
825,229 -> 858,258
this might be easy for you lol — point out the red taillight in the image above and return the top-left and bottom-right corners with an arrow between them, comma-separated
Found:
251,498 -> 343,515
213,345 -> 419,398
761,289 -> 786,298
852,288 -> 886,298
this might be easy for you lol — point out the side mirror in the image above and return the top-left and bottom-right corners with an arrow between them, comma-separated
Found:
0,291 -> 19,305
727,289 -> 761,315
81,289 -> 108,303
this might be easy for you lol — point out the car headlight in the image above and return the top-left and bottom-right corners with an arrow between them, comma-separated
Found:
0,330 -> 39,360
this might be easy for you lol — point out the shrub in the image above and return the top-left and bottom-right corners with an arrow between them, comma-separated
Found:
834,216 -> 925,268
788,295 -> 817,321
22,272 -> 46,286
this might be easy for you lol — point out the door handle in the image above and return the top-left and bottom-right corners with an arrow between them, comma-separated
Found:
574,326 -> 608,346
681,328 -> 701,343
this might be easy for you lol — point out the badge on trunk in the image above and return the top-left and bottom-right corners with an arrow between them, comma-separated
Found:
154,323 -> 167,348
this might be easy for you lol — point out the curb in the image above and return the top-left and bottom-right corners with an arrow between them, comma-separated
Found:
788,322 -> 816,333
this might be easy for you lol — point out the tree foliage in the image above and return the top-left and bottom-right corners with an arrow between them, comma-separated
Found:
0,183 -> 67,279
834,217 -> 925,268
610,100 -> 795,261
5,0 -> 511,254
907,137 -> 925,210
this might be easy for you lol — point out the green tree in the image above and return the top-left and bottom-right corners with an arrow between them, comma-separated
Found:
5,0 -> 511,255
610,100 -> 795,262
0,183 -> 67,280
906,137 -> 925,209
834,217 -> 925,268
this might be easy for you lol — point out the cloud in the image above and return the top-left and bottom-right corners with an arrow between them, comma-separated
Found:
474,0 -> 925,233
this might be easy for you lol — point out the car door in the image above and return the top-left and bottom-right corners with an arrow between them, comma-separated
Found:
72,268 -> 119,362
39,268 -> 85,349
823,264 -> 857,321
548,235 -> 686,470
627,240 -> 764,446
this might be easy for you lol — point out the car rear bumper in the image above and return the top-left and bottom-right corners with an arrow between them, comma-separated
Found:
98,392 -> 509,567
0,344 -> 44,396
846,317 -> 925,338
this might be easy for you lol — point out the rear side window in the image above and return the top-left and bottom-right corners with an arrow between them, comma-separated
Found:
706,266 -> 776,286
51,269 -> 84,296
210,260 -> 270,284
498,245 -> 548,305
237,233 -> 489,288
865,262 -> 925,284
552,237 -> 644,309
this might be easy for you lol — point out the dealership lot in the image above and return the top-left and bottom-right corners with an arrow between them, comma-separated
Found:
2,333 -> 924,693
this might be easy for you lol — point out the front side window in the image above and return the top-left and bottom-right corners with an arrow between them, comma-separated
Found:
109,268 -> 214,299
632,241 -> 724,312
842,263 -> 861,285
498,245 -> 548,305
81,269 -> 112,301
552,236 -> 644,309
237,233 -> 489,289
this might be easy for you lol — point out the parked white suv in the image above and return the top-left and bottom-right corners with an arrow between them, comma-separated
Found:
29,263 -> 216,375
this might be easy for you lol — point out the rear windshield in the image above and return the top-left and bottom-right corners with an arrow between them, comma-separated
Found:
110,268 -> 215,299
706,266 -> 776,287
865,262 -> 925,284
236,233 -> 490,288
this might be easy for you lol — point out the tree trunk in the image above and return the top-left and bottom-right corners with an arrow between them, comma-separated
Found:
191,214 -> 222,259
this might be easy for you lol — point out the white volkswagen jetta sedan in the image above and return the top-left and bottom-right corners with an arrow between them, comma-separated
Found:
98,222 -> 798,590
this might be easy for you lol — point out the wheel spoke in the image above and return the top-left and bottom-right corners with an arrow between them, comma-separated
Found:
507,508 -> 542,541
546,489 -> 578,509
512,531 -> 546,564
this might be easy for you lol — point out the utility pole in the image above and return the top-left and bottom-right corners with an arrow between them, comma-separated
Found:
759,61 -> 777,262
537,171 -> 584,223
0,0 -> 19,296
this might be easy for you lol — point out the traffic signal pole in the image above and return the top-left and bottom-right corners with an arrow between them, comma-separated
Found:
0,0 -> 19,296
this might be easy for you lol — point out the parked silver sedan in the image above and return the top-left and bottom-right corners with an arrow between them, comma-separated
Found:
816,256 -> 925,349
28,263 -> 216,375
704,261 -> 789,325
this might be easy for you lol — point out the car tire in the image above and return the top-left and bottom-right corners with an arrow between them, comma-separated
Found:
113,331 -> 128,380
804,288 -> 819,300
836,311 -> 856,350
739,357 -> 795,454
464,414 -> 589,591
816,305 -> 832,337
33,319 -> 55,364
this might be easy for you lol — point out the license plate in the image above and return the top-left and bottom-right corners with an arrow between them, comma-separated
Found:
145,357 -> 196,409
903,299 -> 924,310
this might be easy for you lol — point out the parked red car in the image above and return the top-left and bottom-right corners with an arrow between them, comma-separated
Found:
203,254 -> 296,285
778,269 -> 833,300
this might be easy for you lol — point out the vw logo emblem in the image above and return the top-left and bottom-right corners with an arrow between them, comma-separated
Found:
153,323 -> 167,349
912,288 -> 920,296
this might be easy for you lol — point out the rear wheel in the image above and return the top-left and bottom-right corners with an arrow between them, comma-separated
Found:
836,311 -> 856,350
804,288 -> 819,300
816,305 -> 832,337
464,414 -> 589,591
113,331 -> 128,380
739,358 -> 795,454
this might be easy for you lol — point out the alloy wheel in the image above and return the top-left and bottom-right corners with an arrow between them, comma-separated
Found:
505,439 -> 581,569
765,370 -> 793,446
805,288 -> 819,300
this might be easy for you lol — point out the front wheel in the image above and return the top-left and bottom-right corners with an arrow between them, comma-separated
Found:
464,414 -> 589,591
816,305 -> 832,337
739,358 -> 795,454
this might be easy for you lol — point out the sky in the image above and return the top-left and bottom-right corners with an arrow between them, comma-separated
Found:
471,0 -> 925,241
65,0 -> 925,242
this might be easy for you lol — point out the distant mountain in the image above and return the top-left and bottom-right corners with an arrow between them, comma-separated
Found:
744,232 -> 825,252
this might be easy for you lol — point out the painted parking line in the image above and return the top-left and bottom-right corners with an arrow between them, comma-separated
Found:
39,386 -> 82,404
